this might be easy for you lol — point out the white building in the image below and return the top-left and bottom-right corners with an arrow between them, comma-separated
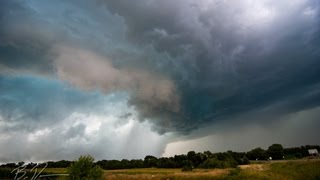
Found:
308,149 -> 318,156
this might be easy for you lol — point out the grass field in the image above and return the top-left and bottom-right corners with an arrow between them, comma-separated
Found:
101,159 -> 320,180
2,158 -> 319,179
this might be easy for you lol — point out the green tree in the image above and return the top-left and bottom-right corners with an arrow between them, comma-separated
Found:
198,156 -> 237,169
267,144 -> 284,160
68,155 -> 103,180
144,155 -> 158,168
247,147 -> 268,160
187,151 -> 196,162
204,151 -> 213,158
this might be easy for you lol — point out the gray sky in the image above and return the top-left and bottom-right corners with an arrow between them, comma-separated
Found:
0,0 -> 319,162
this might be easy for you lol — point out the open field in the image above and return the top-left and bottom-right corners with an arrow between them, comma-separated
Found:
102,159 -> 320,180
1,158 -> 319,179
103,168 -> 229,180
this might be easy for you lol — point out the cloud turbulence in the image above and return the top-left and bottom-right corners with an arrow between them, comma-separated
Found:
0,0 -> 319,161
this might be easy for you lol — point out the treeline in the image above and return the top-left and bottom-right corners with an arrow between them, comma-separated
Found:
246,144 -> 320,160
96,151 -> 249,170
95,144 -> 319,170
1,144 -> 319,170
0,160 -> 72,169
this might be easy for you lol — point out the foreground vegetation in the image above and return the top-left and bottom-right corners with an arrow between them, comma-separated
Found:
102,159 -> 320,180
2,144 -> 318,172
0,144 -> 319,179
1,158 -> 319,179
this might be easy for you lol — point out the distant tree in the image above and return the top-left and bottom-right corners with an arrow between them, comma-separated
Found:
144,155 -> 158,168
157,157 -> 176,168
306,145 -> 320,152
104,160 -> 122,169
187,151 -> 201,167
242,156 -> 250,165
121,159 -> 131,168
204,151 -> 213,158
198,156 -> 237,169
173,154 -> 188,168
0,163 -> 17,168
26,162 -> 37,169
187,151 -> 196,162
68,155 -> 103,180
198,152 -> 238,169
247,147 -> 268,160
130,159 -> 145,168
96,160 -> 108,169
47,160 -> 72,168
18,161 -> 24,167
283,147 -> 304,159
267,144 -> 284,160
226,151 -> 248,165
195,152 -> 207,167
300,146 -> 309,157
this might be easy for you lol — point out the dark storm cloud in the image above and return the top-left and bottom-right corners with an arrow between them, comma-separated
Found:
0,1 -> 57,74
0,0 -> 126,75
101,0 -> 320,132
1,0 -> 320,135
0,0 -> 182,133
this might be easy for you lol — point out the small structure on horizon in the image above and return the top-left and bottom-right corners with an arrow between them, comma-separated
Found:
308,149 -> 318,156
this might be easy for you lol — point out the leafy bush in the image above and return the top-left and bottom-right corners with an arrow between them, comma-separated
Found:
181,165 -> 193,171
68,155 -> 103,180
198,156 -> 238,169
267,144 -> 284,160
241,156 -> 250,165
181,160 -> 193,171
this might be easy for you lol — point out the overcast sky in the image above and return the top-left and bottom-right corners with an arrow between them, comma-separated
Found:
0,0 -> 319,162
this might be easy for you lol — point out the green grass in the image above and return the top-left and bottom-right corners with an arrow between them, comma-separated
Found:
102,159 -> 320,180
228,159 -> 320,180
104,168 -> 181,174
2,159 -> 320,179
268,160 -> 320,179
103,168 -> 229,180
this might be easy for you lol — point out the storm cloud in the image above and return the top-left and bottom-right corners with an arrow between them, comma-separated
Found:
101,0 -> 320,131
0,0 -> 320,161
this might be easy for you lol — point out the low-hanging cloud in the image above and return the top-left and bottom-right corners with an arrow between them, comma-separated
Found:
0,75 -> 169,162
53,46 -> 180,132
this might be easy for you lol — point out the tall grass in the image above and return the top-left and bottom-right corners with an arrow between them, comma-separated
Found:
228,159 -> 320,180
2,159 -> 319,179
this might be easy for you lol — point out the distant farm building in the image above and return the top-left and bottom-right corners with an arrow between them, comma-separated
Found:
308,149 -> 318,156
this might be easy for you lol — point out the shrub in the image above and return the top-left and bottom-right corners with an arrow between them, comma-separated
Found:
181,160 -> 193,171
181,165 -> 193,171
68,155 -> 103,180
198,157 -> 238,169
241,156 -> 250,165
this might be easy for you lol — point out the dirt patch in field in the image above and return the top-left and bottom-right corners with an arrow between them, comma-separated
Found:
175,168 -> 229,176
104,168 -> 230,180
240,164 -> 268,171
